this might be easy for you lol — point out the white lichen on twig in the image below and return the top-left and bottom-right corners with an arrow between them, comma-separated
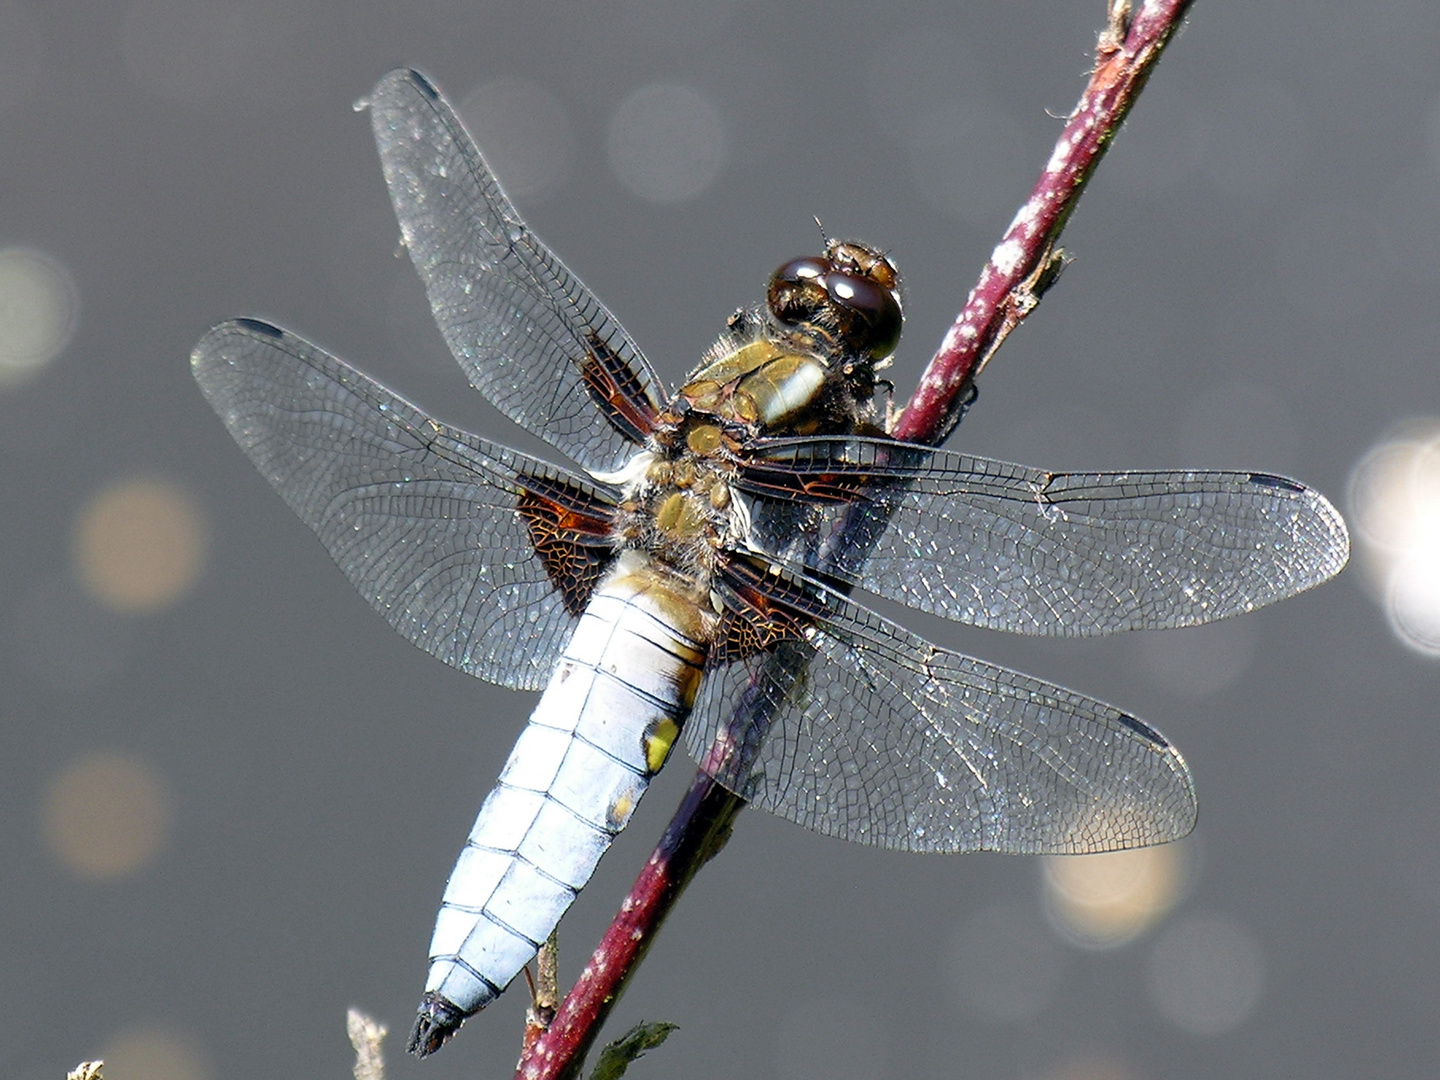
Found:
347,1008 -> 388,1080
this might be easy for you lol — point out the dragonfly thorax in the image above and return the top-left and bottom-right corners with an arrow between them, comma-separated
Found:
615,418 -> 744,582
614,242 -> 904,585
670,241 -> 902,441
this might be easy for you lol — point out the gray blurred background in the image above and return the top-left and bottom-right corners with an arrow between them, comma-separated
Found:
4,1 -> 1439,1078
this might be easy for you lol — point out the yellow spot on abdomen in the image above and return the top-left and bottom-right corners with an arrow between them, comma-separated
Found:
643,718 -> 680,774
608,790 -> 636,829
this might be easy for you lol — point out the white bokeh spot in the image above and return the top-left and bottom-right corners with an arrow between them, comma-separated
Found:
1146,913 -> 1265,1035
1348,420 -> 1440,655
459,78 -> 574,204
0,246 -> 79,386
607,83 -> 727,204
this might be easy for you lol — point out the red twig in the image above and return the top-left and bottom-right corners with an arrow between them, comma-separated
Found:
895,0 -> 1195,444
515,3 -> 1195,1077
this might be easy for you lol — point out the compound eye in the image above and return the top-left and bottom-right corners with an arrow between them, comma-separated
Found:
767,256 -> 831,325
771,256 -> 827,288
827,272 -> 903,359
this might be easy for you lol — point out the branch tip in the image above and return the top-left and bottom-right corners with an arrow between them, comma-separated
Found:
347,1009 -> 388,1080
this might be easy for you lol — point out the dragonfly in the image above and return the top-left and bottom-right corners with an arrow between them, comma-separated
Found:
191,69 -> 1349,1056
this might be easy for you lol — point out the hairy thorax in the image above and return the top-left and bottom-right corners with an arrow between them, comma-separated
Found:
609,239 -> 904,595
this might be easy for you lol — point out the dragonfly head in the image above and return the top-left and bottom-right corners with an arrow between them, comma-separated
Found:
767,239 -> 903,365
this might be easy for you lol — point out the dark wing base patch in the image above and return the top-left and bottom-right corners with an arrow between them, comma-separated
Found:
579,329 -> 662,447
516,473 -> 617,616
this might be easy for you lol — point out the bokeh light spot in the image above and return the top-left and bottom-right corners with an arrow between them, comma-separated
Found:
1041,1051 -> 1139,1080
0,246 -> 79,386
607,83 -> 727,204
1043,842 -> 1189,949
459,78 -> 574,204
73,476 -> 208,613
41,752 -> 173,880
1134,618 -> 1258,698
1146,913 -> 1265,1035
100,1023 -> 212,1080
1348,420 -> 1440,655
1387,552 -> 1440,651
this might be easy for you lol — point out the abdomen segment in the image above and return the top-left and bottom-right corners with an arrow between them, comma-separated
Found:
411,554 -> 711,1053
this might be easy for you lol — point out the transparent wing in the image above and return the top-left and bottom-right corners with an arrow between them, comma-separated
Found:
367,68 -> 665,476
191,319 -> 619,691
684,559 -> 1195,854
738,436 -> 1349,636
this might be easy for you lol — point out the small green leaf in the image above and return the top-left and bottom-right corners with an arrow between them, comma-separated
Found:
586,1021 -> 680,1080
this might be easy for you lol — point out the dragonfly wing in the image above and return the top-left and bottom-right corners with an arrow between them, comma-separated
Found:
192,319 -> 618,691
738,436 -> 1349,636
683,557 -> 1196,854
367,69 -> 665,476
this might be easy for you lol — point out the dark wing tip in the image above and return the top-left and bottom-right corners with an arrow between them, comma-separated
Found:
232,316 -> 283,339
372,67 -> 438,102
1114,710 -> 1170,748
408,992 -> 467,1057
1291,482 -> 1352,580
1247,471 -> 1304,493
407,69 -> 440,100
1112,712 -> 1197,847
1248,471 -> 1352,583
191,318 -> 285,381
1316,493 -> 1351,577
